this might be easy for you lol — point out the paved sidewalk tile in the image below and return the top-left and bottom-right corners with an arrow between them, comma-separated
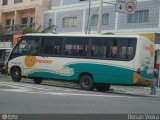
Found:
111,85 -> 160,97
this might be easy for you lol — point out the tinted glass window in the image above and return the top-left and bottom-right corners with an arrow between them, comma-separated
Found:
40,37 -> 63,55
65,37 -> 89,57
110,39 -> 118,58
90,38 -> 119,59
119,39 -> 136,60
12,37 -> 40,55
90,38 -> 110,58
90,37 -> 136,60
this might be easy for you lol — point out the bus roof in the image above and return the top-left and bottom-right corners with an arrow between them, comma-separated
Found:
23,33 -> 141,38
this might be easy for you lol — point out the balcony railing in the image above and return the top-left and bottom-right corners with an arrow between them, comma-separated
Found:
0,23 -> 35,33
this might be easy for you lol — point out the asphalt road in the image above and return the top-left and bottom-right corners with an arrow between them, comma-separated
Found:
0,74 -> 160,114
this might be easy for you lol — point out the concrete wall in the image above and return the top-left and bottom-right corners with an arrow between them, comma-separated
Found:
118,0 -> 159,30
44,0 -> 160,33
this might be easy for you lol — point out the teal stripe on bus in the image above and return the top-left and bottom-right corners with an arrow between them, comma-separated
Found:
27,63 -> 152,84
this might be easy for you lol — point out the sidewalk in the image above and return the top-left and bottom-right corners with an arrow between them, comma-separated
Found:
110,85 -> 160,97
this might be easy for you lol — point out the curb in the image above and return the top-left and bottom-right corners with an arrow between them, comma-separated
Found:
109,89 -> 160,97
1,74 -> 160,97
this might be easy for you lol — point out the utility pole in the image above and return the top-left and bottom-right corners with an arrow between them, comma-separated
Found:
97,0 -> 103,34
86,0 -> 91,34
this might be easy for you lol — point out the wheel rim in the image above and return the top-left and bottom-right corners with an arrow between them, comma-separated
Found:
82,78 -> 91,88
11,68 -> 21,81
13,70 -> 19,79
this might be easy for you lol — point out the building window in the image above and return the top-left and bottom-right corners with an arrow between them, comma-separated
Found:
91,15 -> 98,26
62,17 -> 77,28
14,0 -> 23,4
2,0 -> 8,5
91,14 -> 109,26
6,19 -> 11,26
22,17 -> 28,25
48,19 -> 52,27
127,10 -> 149,23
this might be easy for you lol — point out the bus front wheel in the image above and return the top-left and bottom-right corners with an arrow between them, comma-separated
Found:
33,78 -> 43,84
79,74 -> 94,90
10,67 -> 21,82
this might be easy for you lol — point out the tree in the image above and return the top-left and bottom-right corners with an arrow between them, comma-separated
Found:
22,25 -> 42,34
41,24 -> 57,33
22,24 -> 57,34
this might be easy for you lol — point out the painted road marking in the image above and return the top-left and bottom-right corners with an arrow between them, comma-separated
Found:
0,82 -> 134,98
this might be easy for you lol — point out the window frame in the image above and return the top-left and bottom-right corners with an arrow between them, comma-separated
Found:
89,37 -> 137,61
64,37 -> 89,57
14,0 -> 23,4
91,13 -> 109,26
2,0 -> 8,5
9,36 -> 41,60
9,36 -> 137,61
62,17 -> 77,28
127,10 -> 149,23
39,36 -> 64,57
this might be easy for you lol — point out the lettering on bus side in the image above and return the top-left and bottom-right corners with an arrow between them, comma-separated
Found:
25,56 -> 53,68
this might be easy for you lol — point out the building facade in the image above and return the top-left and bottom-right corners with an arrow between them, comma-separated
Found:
0,0 -> 52,33
0,0 -> 52,72
43,0 -> 160,34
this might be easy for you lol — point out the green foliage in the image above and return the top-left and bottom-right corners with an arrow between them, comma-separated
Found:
22,24 -> 57,34
41,25 -> 57,33
23,26 -> 35,33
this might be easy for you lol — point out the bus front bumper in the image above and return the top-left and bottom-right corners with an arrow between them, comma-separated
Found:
133,72 -> 152,86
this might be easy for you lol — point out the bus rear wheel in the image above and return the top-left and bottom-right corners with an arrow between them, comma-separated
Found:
79,74 -> 94,90
10,67 -> 21,82
33,78 -> 43,84
95,84 -> 110,92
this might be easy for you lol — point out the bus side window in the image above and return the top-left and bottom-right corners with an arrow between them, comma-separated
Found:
110,40 -> 118,58
127,47 -> 133,59
43,46 -> 53,54
91,49 -> 95,56
111,46 -> 117,57
120,47 -> 127,59
90,38 -> 106,58
65,37 -> 88,57
41,37 -> 63,56
119,39 -> 135,60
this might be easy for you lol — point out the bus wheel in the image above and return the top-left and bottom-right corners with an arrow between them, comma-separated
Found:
11,67 -> 21,82
33,78 -> 43,84
79,74 -> 94,90
95,84 -> 110,92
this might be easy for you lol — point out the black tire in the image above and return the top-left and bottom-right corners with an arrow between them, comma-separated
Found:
33,78 -> 43,84
10,67 -> 21,82
95,84 -> 111,92
79,74 -> 94,90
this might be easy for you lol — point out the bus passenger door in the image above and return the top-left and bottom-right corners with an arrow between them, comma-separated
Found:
21,37 -> 41,76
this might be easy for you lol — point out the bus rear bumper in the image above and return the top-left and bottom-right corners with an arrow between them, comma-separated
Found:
133,72 -> 152,86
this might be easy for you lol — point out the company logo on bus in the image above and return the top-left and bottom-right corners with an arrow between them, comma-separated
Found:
143,44 -> 154,57
25,56 -> 53,68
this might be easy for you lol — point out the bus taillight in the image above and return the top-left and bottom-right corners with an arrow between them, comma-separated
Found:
136,68 -> 141,74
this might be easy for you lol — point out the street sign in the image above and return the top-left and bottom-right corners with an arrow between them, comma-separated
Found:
115,0 -> 136,14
